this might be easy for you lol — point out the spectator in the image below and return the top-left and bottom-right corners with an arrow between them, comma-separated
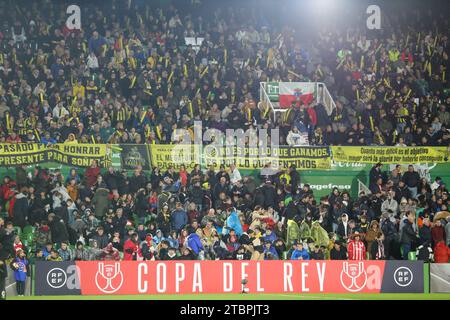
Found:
347,232 -> 366,260
58,242 -> 73,261
402,165 -> 421,199
92,227 -> 109,250
171,202 -> 188,233
74,241 -> 90,261
370,232 -> 386,260
400,212 -> 419,260
10,249 -> 29,296
330,240 -> 347,260
46,249 -> 63,262
290,241 -> 310,260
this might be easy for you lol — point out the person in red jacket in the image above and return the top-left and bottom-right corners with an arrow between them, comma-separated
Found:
431,219 -> 446,245
348,231 -> 366,260
123,233 -> 141,260
433,240 -> 449,263
0,176 -> 16,203
85,160 -> 101,189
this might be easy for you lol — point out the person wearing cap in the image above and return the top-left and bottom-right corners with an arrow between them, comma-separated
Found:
347,231 -> 366,260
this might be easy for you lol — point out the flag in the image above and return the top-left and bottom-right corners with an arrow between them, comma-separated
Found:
278,83 -> 314,108
358,179 -> 371,195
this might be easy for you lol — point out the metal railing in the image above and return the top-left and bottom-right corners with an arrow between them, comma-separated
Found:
259,81 -> 336,118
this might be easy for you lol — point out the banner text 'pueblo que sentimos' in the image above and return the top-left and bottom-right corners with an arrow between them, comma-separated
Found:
151,145 -> 332,170
0,143 -> 112,167
36,260 -> 424,295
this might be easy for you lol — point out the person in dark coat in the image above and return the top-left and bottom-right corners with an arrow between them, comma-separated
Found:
15,166 -> 28,188
402,165 -> 421,198
0,257 -> 7,300
129,166 -> 148,194
419,218 -> 433,245
135,189 -> 149,224
330,240 -> 347,260
188,180 -> 204,211
92,227 -> 110,249
12,188 -> 29,229
104,167 -> 120,191
394,180 -> 411,202
92,187 -> 110,219
400,212 -> 419,260
380,212 -> 397,259
288,165 -> 300,195
54,201 -> 70,226
261,180 -> 277,209
213,176 -> 229,202
369,162 -> 383,187
48,213 -> 69,244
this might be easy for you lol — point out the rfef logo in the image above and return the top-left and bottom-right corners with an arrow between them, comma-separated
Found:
393,267 -> 413,287
47,268 -> 67,289
95,262 -> 124,294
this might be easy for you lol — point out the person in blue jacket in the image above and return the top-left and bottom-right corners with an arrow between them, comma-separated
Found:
171,202 -> 188,233
186,227 -> 204,257
263,227 -> 277,244
290,241 -> 310,260
263,240 -> 279,260
10,249 -> 29,296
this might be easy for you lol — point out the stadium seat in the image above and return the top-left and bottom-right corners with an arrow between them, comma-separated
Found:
119,252 -> 124,260
283,251 -> 288,260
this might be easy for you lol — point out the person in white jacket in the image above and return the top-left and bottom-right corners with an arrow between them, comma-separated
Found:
286,127 -> 308,146
87,52 -> 99,69
381,191 -> 398,216
229,164 -> 242,185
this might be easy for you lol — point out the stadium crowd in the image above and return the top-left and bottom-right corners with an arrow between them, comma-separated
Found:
0,0 -> 450,297
0,0 -> 448,146
0,161 -> 448,267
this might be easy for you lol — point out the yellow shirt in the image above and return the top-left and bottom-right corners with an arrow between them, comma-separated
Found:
73,85 -> 85,98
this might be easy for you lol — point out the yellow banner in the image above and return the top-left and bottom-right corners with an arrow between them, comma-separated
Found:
203,145 -> 331,170
331,146 -> 450,164
150,144 -> 201,170
150,145 -> 331,170
0,144 -> 112,167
